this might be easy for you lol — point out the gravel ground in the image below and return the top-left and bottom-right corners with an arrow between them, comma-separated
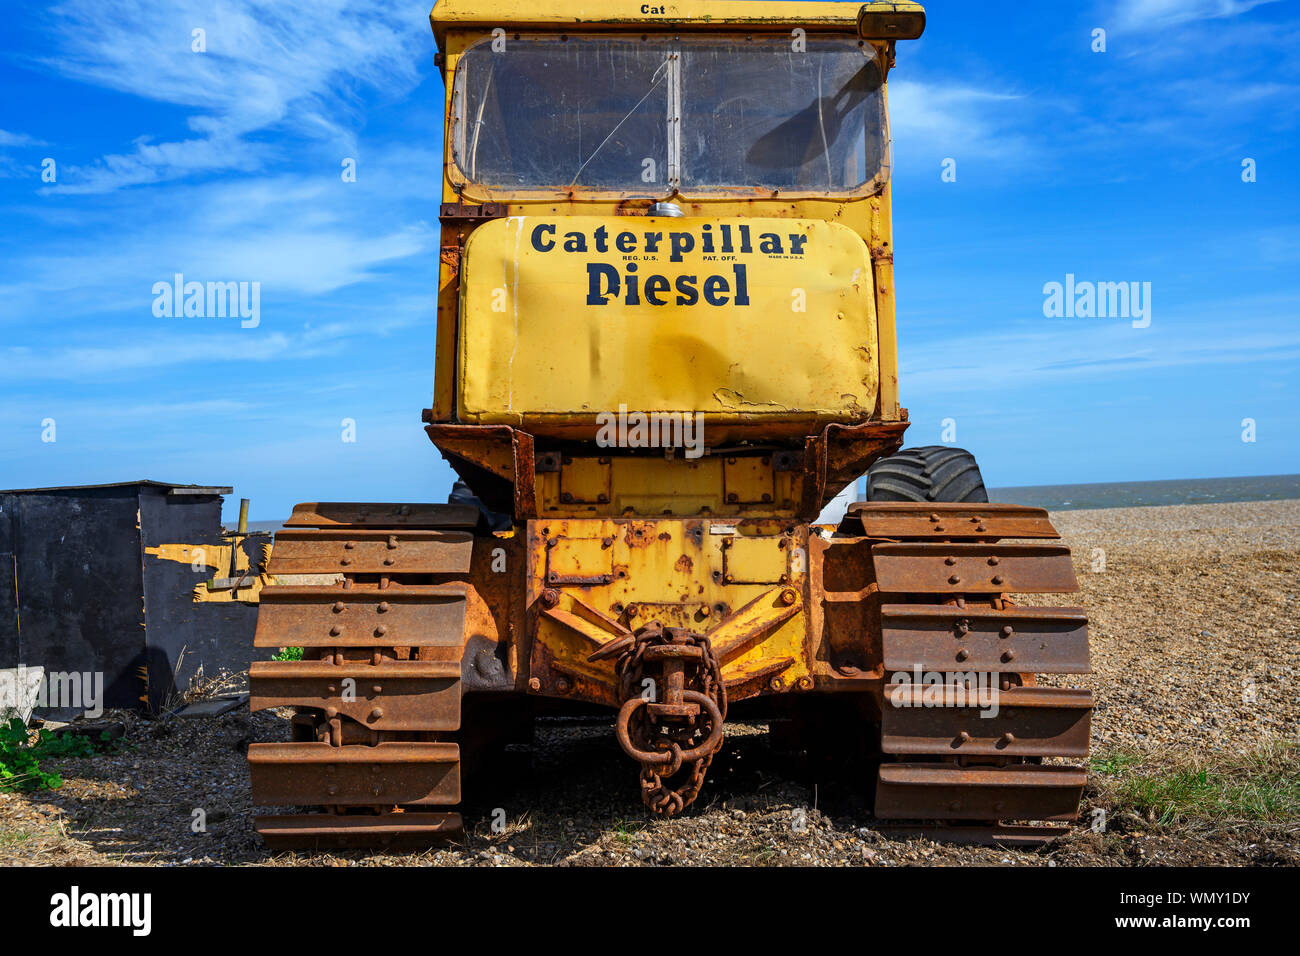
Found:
2,499 -> 1297,867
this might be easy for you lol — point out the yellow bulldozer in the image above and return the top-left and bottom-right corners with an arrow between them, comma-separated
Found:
247,0 -> 1093,850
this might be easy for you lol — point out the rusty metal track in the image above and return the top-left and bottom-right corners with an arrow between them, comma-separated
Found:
254,585 -> 468,648
867,502 -> 1093,840
249,502 -> 473,850
253,812 -> 463,851
848,502 -> 1060,540
875,764 -> 1088,822
881,686 -> 1092,757
268,528 -> 474,575
249,660 -> 461,731
284,501 -> 479,529
872,542 -> 1079,594
881,604 -> 1089,673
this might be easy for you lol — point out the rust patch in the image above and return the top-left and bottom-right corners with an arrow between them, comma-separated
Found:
623,521 -> 657,548
675,554 -> 694,574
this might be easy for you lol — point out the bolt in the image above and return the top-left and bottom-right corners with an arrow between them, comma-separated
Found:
377,601 -> 390,613
528,677 -> 541,692
540,588 -> 560,609
769,677 -> 785,692
344,541 -> 355,550
333,601 -> 346,612
372,685 -> 382,694
780,588 -> 797,606
948,574 -> 961,585
368,708 -> 384,722
330,625 -> 344,636
957,731 -> 970,743
626,604 -> 639,618
988,556 -> 1000,566
1001,625 -> 1014,638
1002,650 -> 1016,663
955,648 -> 969,662
992,574 -> 1004,585
383,557 -> 395,566
556,677 -> 572,695
1001,733 -> 1015,745
945,556 -> 957,566
795,676 -> 813,691
929,513 -> 940,522
375,625 -> 388,637
341,558 -> 352,566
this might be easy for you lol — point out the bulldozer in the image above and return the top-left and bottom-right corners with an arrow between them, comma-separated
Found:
247,0 -> 1093,850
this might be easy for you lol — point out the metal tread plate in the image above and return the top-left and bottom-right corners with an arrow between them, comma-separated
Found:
874,763 -> 1087,822
268,529 -> 474,575
254,812 -> 463,850
871,542 -> 1079,594
881,686 -> 1093,757
881,603 -> 1090,673
253,584 -> 468,648
848,502 -> 1059,540
248,741 -> 461,807
284,502 -> 479,529
249,660 -> 462,732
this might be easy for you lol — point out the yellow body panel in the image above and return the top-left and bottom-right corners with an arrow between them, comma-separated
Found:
457,215 -> 878,426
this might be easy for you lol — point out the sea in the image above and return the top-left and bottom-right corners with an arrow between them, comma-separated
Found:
986,474 -> 1300,512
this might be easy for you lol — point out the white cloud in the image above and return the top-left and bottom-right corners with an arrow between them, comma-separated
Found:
888,80 -> 1033,164
0,129 -> 46,148
1113,0 -> 1282,30
39,0 -> 430,192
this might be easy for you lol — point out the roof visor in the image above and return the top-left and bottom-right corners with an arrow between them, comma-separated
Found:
430,1 -> 927,50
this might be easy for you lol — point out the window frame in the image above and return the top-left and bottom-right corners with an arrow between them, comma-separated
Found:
445,31 -> 891,203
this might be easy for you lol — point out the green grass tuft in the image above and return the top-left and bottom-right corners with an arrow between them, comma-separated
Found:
1091,742 -> 1300,826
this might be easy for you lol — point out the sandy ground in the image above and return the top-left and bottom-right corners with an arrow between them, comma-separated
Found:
2,498 -> 1297,867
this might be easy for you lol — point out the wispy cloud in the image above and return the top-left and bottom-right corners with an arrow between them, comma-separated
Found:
888,80 -> 1035,166
36,0 -> 429,192
1112,0 -> 1282,31
0,129 -> 46,148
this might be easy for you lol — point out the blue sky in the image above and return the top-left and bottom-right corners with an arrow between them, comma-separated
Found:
1,0 -> 1296,522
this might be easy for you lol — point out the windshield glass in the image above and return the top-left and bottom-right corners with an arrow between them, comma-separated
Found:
451,35 -> 886,194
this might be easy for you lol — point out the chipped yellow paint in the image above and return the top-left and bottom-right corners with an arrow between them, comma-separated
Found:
530,518 -> 810,706
144,542 -> 267,604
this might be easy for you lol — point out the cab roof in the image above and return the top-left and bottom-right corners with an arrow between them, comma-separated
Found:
430,0 -> 925,51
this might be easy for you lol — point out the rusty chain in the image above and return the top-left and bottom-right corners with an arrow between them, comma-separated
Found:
592,620 -> 728,816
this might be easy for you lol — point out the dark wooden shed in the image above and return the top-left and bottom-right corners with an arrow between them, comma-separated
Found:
0,481 -> 267,712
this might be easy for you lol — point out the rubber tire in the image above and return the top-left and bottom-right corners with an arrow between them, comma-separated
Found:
865,445 -> 988,503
